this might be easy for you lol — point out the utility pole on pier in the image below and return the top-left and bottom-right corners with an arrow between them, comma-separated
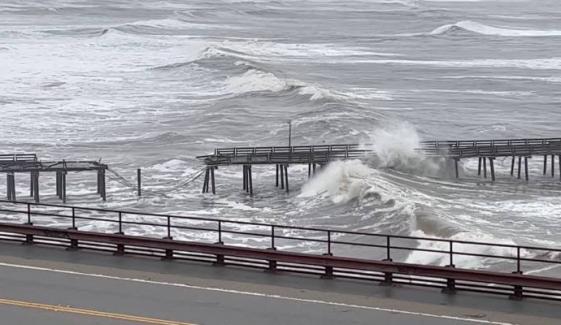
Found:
288,120 -> 292,147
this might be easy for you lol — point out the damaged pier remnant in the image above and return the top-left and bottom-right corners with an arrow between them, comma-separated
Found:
0,154 -> 109,203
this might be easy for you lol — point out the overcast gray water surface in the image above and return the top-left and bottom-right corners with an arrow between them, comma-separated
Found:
1,0 -> 561,273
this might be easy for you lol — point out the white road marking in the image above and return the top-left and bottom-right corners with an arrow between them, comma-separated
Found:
0,261 -> 514,325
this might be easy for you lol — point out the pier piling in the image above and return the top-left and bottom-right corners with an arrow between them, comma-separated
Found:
478,157 -> 482,176
510,156 -> 515,176
489,158 -> 496,182
525,157 -> 529,181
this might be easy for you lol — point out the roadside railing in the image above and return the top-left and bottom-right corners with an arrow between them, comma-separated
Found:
0,200 -> 559,277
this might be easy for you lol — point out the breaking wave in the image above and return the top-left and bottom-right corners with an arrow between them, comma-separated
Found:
431,20 -> 561,37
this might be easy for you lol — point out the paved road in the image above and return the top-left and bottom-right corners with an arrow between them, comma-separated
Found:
0,242 -> 560,325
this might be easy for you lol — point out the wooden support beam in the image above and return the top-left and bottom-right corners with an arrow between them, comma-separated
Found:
478,157 -> 482,176
280,164 -> 284,189
517,157 -> 522,179
242,165 -> 247,191
29,173 -> 34,197
483,158 -> 487,178
275,164 -> 279,187
202,168 -> 209,193
454,159 -> 459,179
97,171 -> 101,194
308,163 -> 311,178
525,157 -> 529,181
551,155 -> 561,178
211,166 -> 216,195
313,163 -> 316,174
137,168 -> 142,197
101,169 -> 106,201
510,156 -> 515,176
284,165 -> 289,193
62,171 -> 67,203
489,158 -> 495,182
543,155 -> 547,175
10,173 -> 16,202
6,174 -> 10,201
56,171 -> 61,199
33,172 -> 40,203
248,165 -> 253,196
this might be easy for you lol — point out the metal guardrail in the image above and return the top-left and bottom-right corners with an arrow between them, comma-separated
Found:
0,200 -> 561,300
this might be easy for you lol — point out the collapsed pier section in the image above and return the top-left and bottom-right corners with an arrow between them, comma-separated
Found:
0,154 -> 109,203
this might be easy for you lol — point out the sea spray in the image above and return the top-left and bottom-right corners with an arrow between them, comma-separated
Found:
299,160 -> 372,204
405,229 -> 525,270
362,121 -> 454,177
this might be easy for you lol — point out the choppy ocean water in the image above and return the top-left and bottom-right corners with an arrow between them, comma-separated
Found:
1,0 -> 561,273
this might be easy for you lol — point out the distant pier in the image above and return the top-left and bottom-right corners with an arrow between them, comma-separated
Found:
198,137 -> 561,194
0,154 -> 108,203
420,137 -> 561,181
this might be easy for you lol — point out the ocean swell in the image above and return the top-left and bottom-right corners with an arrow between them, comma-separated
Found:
431,20 -> 561,37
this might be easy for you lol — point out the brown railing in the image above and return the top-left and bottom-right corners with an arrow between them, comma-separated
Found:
0,200 -> 560,300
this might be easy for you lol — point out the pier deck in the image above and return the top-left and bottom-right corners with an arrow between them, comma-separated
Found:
198,137 -> 561,194
420,137 -> 561,181
197,144 -> 369,194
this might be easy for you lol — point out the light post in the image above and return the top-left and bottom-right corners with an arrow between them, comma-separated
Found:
288,120 -> 292,148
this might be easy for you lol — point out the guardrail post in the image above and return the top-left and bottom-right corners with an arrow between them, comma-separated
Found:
114,212 -> 125,255
214,220 -> 225,265
71,207 -> 76,229
26,203 -> 32,225
267,225 -> 277,272
381,236 -> 393,286
68,207 -> 78,251
23,203 -> 34,245
322,230 -> 334,279
443,241 -> 456,294
509,247 -> 524,300
160,216 -> 174,260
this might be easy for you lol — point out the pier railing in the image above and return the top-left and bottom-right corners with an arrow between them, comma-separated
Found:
421,138 -> 561,158
0,154 -> 38,163
0,200 -> 560,300
198,144 -> 370,165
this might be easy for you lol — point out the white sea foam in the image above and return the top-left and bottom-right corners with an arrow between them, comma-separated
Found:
440,75 -> 561,83
225,69 -> 289,94
299,160 -> 374,204
405,229 -> 523,269
358,57 -> 561,70
431,20 -> 561,37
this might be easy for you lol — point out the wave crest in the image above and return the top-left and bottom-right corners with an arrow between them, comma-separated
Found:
431,20 -> 561,37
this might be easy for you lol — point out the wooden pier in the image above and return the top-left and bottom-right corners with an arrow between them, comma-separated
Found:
197,144 -> 369,195
199,137 -> 561,194
0,154 -> 108,203
420,137 -> 561,181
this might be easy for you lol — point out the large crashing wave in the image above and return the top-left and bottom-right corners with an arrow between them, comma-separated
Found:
431,20 -> 561,37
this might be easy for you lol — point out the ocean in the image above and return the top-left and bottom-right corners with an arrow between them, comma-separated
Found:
1,0 -> 561,273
